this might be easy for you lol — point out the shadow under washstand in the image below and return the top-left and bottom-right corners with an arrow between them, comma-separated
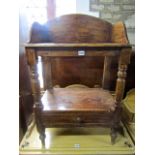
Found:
53,127 -> 110,136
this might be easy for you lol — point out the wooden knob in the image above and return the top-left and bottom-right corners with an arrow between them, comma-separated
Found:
76,117 -> 81,122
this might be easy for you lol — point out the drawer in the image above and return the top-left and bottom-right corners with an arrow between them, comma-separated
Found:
42,111 -> 114,127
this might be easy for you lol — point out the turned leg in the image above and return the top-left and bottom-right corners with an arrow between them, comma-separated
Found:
34,104 -> 46,148
36,119 -> 46,147
39,126 -> 46,147
110,128 -> 117,144
26,49 -> 46,147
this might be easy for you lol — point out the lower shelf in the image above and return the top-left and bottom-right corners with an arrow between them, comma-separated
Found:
19,121 -> 134,155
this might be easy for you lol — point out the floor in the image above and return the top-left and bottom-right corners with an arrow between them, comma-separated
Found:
19,121 -> 134,155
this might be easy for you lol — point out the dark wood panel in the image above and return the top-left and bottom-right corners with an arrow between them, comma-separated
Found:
42,111 -> 114,127
46,14 -> 113,43
48,52 -> 134,92
50,57 -> 104,87
37,49 -> 119,57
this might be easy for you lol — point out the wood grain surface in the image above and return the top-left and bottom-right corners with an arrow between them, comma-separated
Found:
41,88 -> 116,112
25,14 -> 133,146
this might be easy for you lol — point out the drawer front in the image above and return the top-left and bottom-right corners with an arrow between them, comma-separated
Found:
42,111 -> 114,127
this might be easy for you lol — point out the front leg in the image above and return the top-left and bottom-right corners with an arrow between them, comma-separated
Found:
34,104 -> 46,148
36,118 -> 46,148
39,125 -> 46,147
110,127 -> 117,144
26,49 -> 46,147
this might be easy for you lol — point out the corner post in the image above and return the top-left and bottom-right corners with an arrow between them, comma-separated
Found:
26,48 -> 45,147
110,47 -> 131,144
115,48 -> 131,104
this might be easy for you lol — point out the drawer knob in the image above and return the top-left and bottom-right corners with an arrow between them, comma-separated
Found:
76,117 -> 81,122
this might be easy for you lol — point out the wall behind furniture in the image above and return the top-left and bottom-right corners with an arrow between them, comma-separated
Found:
89,0 -> 135,45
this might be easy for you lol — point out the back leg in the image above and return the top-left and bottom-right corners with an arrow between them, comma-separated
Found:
116,125 -> 124,136
110,125 -> 124,144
